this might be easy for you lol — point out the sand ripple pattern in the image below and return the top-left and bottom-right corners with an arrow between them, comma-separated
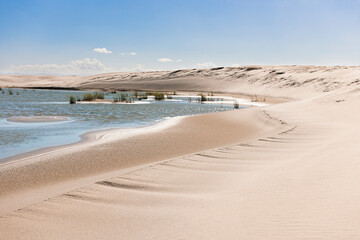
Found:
1,93 -> 360,239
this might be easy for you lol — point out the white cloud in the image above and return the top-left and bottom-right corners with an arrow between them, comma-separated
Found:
93,48 -> 112,54
158,58 -> 182,63
195,62 -> 217,69
1,58 -> 111,75
120,52 -> 137,56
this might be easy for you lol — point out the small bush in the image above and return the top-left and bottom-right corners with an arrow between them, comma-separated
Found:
138,93 -> 147,100
153,92 -> 165,100
199,94 -> 207,102
93,92 -> 104,99
69,95 -> 76,104
82,93 -> 94,101
234,101 -> 239,109
8,89 -> 13,95
81,92 -> 104,101
119,94 -> 126,102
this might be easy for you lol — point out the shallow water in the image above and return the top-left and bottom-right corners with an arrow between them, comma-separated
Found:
0,88 -> 238,160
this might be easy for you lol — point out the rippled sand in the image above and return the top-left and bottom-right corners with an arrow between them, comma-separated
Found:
1,65 -> 360,239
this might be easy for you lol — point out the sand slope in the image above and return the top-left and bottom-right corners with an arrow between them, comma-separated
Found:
0,66 -> 360,239
1,65 -> 360,99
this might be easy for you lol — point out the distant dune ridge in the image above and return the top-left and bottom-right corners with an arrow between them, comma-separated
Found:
1,65 -> 360,239
1,65 -> 360,99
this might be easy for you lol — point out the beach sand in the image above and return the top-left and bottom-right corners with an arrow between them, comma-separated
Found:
0,65 -> 360,239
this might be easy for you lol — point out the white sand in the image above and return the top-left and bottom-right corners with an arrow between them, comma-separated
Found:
0,65 -> 360,239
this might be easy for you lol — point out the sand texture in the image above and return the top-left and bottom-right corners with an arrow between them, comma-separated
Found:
0,65 -> 360,239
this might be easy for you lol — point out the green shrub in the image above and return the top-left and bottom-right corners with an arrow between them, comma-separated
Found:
69,95 -> 76,104
8,89 -> 13,95
153,92 -> 165,100
199,94 -> 206,102
119,94 -> 126,102
82,93 -> 94,101
138,93 -> 147,100
81,92 -> 105,101
93,92 -> 104,99
234,102 -> 239,109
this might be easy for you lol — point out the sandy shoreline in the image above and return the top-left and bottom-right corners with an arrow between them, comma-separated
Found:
0,116 -> 183,165
0,107 -> 279,215
1,66 -> 360,239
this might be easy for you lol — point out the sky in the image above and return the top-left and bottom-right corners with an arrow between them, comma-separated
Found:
0,0 -> 359,75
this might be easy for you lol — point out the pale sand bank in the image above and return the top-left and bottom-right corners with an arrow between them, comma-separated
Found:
7,116 -> 69,123
1,65 -> 360,239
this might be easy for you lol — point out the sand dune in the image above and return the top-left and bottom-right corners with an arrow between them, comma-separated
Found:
1,65 -> 360,99
0,66 -> 360,239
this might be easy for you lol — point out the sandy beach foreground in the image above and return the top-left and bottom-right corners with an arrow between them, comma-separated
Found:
1,65 -> 360,239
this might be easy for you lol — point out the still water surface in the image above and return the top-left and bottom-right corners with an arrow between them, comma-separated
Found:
0,89 -> 237,160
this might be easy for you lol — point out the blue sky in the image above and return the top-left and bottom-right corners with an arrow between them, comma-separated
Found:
0,0 -> 359,75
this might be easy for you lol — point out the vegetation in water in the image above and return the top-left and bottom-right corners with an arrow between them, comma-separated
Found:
199,93 -> 207,102
69,95 -> 76,104
233,101 -> 239,109
146,91 -> 165,100
153,92 -> 165,100
81,92 -> 105,101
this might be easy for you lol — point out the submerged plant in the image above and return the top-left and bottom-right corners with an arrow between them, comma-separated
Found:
8,89 -> 13,95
